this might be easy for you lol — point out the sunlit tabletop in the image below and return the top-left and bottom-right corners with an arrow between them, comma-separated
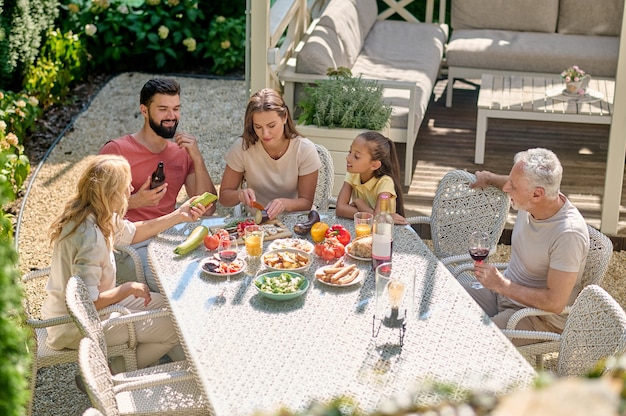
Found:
148,211 -> 536,415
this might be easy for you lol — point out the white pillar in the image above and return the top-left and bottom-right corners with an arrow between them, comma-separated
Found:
601,6 -> 626,235
249,0 -> 271,97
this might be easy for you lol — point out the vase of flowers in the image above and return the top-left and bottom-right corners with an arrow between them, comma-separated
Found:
561,65 -> 591,95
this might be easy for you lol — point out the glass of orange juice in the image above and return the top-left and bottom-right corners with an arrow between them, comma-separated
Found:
354,212 -> 373,238
244,225 -> 264,257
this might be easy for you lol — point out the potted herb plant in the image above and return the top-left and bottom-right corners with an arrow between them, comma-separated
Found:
297,67 -> 392,130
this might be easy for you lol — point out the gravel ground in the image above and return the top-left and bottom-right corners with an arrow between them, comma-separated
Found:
17,73 -> 626,415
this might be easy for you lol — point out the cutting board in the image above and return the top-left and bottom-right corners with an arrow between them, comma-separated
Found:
209,220 -> 292,245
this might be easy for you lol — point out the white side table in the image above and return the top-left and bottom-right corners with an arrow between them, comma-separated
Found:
475,74 -> 614,164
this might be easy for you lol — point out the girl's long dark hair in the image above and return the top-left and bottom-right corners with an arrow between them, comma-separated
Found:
359,131 -> 405,216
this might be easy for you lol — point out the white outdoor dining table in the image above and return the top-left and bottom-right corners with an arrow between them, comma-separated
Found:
148,211 -> 536,415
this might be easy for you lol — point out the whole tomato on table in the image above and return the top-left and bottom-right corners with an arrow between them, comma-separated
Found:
325,224 -> 351,246
204,228 -> 229,250
314,237 -> 345,260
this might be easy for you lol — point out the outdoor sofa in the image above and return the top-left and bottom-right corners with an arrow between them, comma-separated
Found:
445,0 -> 623,107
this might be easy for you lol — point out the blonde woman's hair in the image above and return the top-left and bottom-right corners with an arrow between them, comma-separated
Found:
49,155 -> 131,250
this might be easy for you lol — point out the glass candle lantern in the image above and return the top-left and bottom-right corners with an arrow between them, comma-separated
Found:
372,262 -> 414,346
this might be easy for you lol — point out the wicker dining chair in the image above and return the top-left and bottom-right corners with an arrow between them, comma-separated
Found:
313,143 -> 335,211
78,337 -> 209,415
22,244 -> 146,414
505,225 -> 613,366
21,246 -> 147,379
557,285 -> 626,377
506,285 -> 626,377
407,169 -> 510,267
64,274 -> 188,375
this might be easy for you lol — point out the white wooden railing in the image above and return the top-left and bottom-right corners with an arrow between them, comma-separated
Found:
247,0 -> 318,95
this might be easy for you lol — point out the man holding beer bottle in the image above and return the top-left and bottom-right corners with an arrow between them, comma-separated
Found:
99,78 -> 217,290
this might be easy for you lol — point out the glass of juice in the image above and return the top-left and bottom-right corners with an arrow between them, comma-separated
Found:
354,212 -> 373,238
244,225 -> 264,257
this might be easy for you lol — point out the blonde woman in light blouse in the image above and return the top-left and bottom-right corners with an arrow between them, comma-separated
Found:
42,154 -> 209,370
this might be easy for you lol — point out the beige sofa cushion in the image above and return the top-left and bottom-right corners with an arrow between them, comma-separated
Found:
296,0 -> 378,74
451,0 -> 559,33
352,20 -> 448,130
557,0 -> 624,36
446,29 -> 619,77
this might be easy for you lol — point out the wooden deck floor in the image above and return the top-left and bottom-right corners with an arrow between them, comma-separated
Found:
397,77 -> 626,247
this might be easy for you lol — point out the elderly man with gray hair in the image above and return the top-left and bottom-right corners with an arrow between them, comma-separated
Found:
468,148 -> 589,345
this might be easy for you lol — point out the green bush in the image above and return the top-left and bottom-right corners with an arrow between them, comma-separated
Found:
0,0 -> 60,90
204,14 -> 246,75
0,151 -> 31,416
23,28 -> 88,109
56,0 -> 246,74
0,90 -> 41,142
298,67 -> 392,130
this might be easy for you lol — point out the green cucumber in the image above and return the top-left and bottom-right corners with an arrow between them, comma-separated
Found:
173,225 -> 209,255
190,192 -> 217,207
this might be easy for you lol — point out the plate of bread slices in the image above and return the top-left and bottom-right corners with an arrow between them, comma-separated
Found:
345,235 -> 372,261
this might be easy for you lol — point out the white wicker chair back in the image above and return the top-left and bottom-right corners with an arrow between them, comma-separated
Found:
313,143 -> 334,211
79,337 -> 119,416
408,169 -> 510,261
558,285 -> 626,377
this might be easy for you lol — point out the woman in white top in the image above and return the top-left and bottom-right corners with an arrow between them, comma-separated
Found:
219,88 -> 321,220
42,154 -> 209,370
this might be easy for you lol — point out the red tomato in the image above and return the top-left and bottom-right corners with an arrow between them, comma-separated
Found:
321,246 -> 336,261
332,244 -> 345,258
314,243 -> 324,257
203,234 -> 220,250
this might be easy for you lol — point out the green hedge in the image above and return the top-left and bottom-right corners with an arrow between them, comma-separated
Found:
0,151 -> 30,416
0,0 -> 60,90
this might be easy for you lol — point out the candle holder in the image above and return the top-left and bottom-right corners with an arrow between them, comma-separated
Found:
372,262 -> 414,347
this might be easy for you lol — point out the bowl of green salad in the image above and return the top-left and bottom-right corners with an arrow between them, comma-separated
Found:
253,271 -> 309,301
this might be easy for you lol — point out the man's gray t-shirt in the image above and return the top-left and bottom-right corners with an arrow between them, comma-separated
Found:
505,194 -> 589,309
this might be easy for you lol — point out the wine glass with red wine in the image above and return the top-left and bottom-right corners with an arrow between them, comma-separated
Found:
218,234 -> 239,284
469,231 -> 489,289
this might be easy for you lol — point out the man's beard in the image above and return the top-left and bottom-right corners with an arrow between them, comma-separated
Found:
149,116 -> 178,139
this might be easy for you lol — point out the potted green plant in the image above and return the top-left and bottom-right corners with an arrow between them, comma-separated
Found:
295,67 -> 392,196
297,67 -> 392,130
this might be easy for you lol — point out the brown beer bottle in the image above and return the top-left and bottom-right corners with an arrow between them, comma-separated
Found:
150,161 -> 165,189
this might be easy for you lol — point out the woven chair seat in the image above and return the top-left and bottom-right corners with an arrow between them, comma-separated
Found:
79,337 -> 209,415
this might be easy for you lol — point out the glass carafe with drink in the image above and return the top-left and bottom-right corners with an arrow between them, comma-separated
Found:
150,161 -> 165,190
371,194 -> 394,270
